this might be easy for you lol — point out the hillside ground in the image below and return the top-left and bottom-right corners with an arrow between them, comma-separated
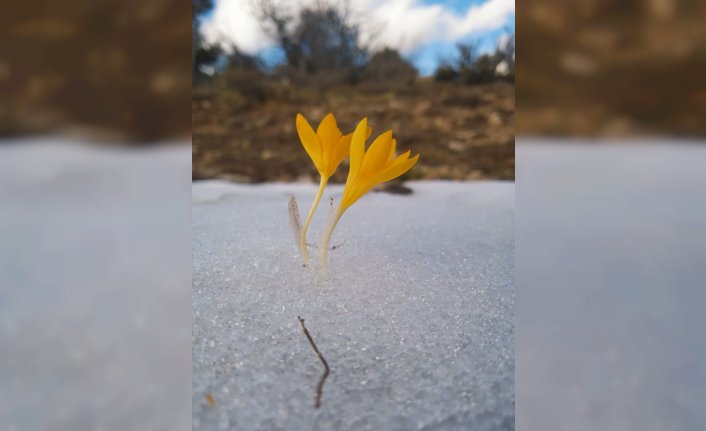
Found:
193,78 -> 514,183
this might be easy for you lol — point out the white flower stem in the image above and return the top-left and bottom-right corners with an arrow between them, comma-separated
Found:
300,176 -> 328,263
320,207 -> 344,275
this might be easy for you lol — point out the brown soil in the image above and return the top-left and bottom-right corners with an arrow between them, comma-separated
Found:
192,79 -> 515,183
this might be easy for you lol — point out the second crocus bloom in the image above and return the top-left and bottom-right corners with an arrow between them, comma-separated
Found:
319,117 -> 419,273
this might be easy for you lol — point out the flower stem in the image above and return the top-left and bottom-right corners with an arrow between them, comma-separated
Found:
320,207 -> 344,275
301,176 -> 328,263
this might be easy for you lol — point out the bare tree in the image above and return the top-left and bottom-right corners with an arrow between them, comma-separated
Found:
456,42 -> 479,71
255,0 -> 368,84
193,0 -> 215,82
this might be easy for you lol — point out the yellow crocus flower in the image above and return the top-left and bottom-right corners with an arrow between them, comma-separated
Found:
296,113 -> 370,262
296,113 -> 351,180
320,117 -> 419,273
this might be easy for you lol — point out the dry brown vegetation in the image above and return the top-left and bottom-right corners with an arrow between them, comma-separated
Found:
1,1 -> 191,141
192,78 -> 515,182
518,0 -> 706,136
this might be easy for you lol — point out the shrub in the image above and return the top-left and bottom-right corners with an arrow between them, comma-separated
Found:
460,54 -> 499,85
362,48 -> 417,85
434,64 -> 459,82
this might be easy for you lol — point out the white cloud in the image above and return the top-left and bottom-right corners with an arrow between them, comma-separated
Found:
200,0 -> 269,53
200,0 -> 515,54
497,33 -> 512,51
357,0 -> 447,52
447,0 -> 515,40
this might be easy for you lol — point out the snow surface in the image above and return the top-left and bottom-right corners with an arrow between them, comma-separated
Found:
192,180 -> 515,430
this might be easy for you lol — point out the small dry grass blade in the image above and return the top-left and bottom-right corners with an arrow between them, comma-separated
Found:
288,195 -> 303,256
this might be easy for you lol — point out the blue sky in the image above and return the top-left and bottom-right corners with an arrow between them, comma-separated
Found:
422,0 -> 490,13
391,0 -> 515,74
200,0 -> 515,76
412,13 -> 514,74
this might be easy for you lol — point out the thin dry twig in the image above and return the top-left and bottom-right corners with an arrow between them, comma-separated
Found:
330,239 -> 346,250
297,316 -> 330,408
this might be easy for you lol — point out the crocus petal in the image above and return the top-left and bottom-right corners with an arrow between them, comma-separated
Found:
392,150 -> 411,165
360,130 -> 393,178
341,152 -> 417,212
385,139 -> 397,164
332,134 -> 352,172
296,114 -> 322,171
340,180 -> 366,212
317,113 -> 340,172
347,118 -> 368,184
348,153 -> 414,207
316,113 -> 339,139
369,153 -> 419,186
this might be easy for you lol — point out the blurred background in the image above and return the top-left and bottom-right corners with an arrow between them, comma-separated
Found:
1,2 -> 191,430
518,0 -> 706,137
192,0 -> 515,183
0,0 -> 191,141
516,1 -> 706,430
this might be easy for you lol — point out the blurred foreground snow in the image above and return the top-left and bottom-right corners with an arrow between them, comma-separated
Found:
192,180 -> 515,430
0,139 -> 192,431
517,139 -> 706,430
